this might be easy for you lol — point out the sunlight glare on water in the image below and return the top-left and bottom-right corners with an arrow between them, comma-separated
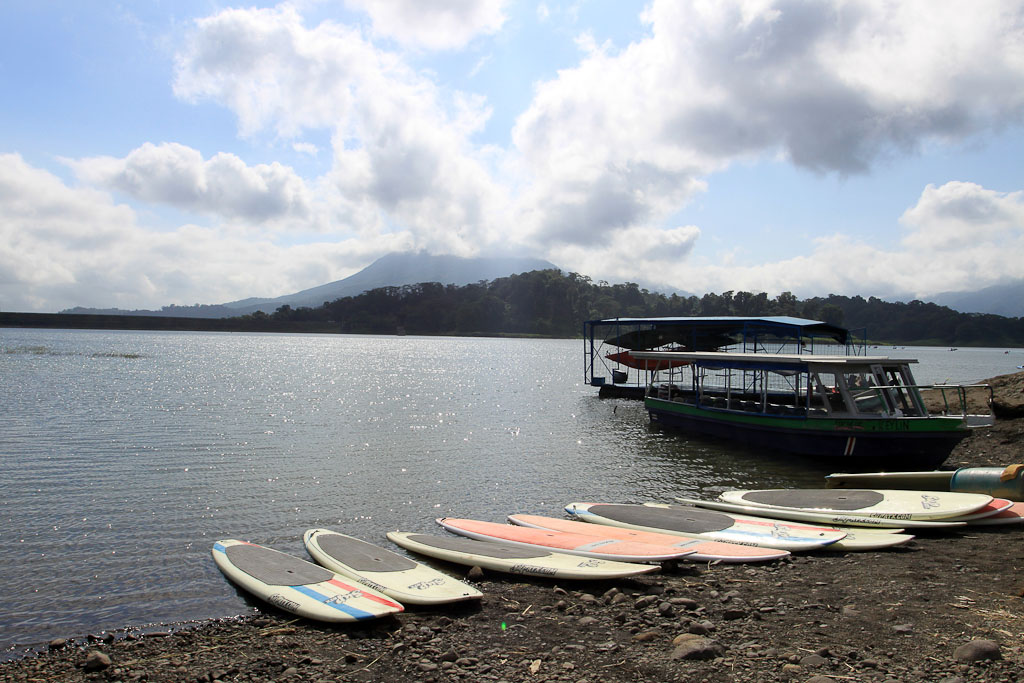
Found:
1,328 -> 1020,656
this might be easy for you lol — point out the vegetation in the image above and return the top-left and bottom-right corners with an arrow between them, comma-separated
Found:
6,269 -> 1023,345
234,269 -> 1024,346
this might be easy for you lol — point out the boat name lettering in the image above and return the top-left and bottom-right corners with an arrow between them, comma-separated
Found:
576,559 -> 602,568
510,564 -> 558,576
408,578 -> 446,590
920,494 -> 941,510
770,524 -> 793,538
267,594 -> 301,613
324,589 -> 363,605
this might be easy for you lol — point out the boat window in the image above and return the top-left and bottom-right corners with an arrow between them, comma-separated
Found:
809,371 -> 846,413
846,371 -> 886,415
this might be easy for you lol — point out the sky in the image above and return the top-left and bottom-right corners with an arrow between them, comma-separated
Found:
2,0 -> 1023,313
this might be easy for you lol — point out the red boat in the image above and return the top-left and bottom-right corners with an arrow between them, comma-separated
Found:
606,350 -> 690,372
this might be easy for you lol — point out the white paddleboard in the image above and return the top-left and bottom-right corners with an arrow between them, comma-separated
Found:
436,517 -> 696,562
642,503 -> 914,551
386,531 -> 658,580
565,503 -> 846,551
824,528 -> 915,551
212,539 -> 403,622
673,496 -> 965,529
719,489 -> 993,521
507,514 -> 789,563
303,528 -> 482,605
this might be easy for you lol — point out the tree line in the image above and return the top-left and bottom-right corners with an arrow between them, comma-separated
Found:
235,269 -> 1024,346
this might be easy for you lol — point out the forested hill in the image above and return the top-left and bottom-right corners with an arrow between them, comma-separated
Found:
236,269 -> 1024,346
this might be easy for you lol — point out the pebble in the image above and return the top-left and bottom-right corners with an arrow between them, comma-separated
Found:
83,650 -> 111,672
953,639 -> 1001,662
670,637 -> 724,661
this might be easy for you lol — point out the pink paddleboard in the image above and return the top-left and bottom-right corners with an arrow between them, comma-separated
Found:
962,501 -> 1024,526
436,517 -> 695,562
942,498 -> 1014,522
507,514 -> 790,563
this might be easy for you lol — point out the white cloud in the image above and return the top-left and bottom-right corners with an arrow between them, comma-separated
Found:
65,142 -> 313,226
900,181 -> 1024,250
343,0 -> 509,50
510,0 -> 1024,253
651,182 -> 1024,300
174,5 -> 508,255
0,154 -> 409,312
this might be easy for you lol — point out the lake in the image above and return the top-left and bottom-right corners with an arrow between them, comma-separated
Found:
1,327 -> 1021,657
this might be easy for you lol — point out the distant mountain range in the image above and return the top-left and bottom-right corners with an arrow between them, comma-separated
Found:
927,280 -> 1024,318
60,252 -> 1024,320
62,252 -> 561,318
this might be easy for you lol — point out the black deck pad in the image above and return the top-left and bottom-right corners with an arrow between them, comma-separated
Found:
739,489 -> 885,510
408,534 -> 551,559
589,504 -> 734,534
226,544 -> 334,586
317,534 -> 418,572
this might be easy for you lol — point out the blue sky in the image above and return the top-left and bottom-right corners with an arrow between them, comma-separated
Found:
2,1 -> 1023,312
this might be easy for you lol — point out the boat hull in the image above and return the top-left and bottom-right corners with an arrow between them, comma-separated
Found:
645,397 -> 968,467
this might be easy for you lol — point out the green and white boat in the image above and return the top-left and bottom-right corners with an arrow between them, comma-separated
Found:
633,350 -> 993,467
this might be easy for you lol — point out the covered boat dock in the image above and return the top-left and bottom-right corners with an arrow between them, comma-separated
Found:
584,316 -> 865,398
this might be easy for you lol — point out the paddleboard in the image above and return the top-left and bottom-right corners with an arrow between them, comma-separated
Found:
386,531 -> 658,580
823,528 -> 915,551
436,517 -> 696,562
212,539 -> 403,622
719,489 -> 993,521
825,470 -> 955,491
673,496 -> 965,529
303,529 -> 482,605
641,503 -> 913,551
507,514 -> 789,563
960,501 -> 1024,526
565,503 -> 846,551
938,498 -> 1013,522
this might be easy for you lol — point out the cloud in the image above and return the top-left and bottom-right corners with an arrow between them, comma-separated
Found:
657,182 -> 1024,301
65,142 -> 313,226
900,181 -> 1024,249
0,154 -> 409,312
510,0 -> 1024,251
174,4 -> 508,254
343,0 -> 509,50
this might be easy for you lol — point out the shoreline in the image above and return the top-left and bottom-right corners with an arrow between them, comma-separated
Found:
3,379 -> 1022,682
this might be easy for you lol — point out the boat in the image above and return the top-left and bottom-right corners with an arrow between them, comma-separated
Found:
632,350 -> 994,467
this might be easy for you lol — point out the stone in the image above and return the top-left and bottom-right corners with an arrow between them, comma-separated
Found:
722,608 -> 746,621
799,654 -> 827,668
893,623 -> 914,634
48,639 -> 67,650
670,637 -> 724,661
577,616 -> 598,627
467,566 -> 485,581
631,631 -> 659,642
953,639 -> 1001,662
82,650 -> 111,672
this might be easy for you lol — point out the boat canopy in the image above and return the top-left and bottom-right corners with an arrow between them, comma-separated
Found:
584,316 -> 865,390
632,351 -> 918,370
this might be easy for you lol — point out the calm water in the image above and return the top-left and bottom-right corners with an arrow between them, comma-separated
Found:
2,328 -> 1021,656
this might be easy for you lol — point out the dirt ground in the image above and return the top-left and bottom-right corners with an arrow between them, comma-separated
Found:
3,375 -> 1023,683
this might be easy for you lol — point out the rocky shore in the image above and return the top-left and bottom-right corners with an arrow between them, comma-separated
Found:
3,375 -> 1023,683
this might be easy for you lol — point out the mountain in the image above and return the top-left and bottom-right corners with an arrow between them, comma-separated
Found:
928,280 -> 1024,318
62,252 -> 560,318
